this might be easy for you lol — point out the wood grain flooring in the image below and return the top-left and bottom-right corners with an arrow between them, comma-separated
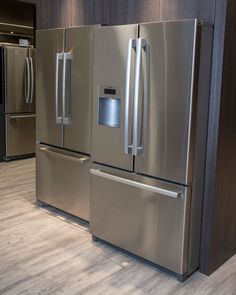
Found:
0,158 -> 235,294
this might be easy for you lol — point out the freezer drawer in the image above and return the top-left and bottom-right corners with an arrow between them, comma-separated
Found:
6,114 -> 35,157
90,165 -> 191,275
36,144 -> 90,221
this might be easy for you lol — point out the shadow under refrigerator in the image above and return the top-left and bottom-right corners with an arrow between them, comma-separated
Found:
0,46 -> 36,161
36,26 -> 96,221
90,20 -> 213,280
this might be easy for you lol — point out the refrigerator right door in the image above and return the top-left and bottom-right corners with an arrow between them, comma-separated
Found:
63,26 -> 94,154
135,20 -> 198,185
36,29 -> 65,147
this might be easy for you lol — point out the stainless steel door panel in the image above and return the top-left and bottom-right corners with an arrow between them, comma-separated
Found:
90,164 -> 191,275
36,144 -> 90,221
136,20 -> 198,184
6,114 -> 35,157
63,27 -> 94,154
29,48 -> 36,113
5,46 -> 29,113
36,29 -> 64,147
92,25 -> 137,171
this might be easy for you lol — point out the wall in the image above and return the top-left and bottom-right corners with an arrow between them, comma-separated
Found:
22,0 -> 235,275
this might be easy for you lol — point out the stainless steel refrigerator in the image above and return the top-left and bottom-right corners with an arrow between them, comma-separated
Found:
36,26 -> 96,221
0,46 -> 36,161
90,20 -> 213,280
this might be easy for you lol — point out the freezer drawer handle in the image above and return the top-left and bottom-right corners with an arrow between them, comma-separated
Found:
39,147 -> 90,164
10,114 -> 36,119
55,53 -> 64,124
90,169 -> 182,199
124,39 -> 136,154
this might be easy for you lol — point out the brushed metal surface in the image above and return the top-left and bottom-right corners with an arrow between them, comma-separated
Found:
135,20 -> 198,185
36,144 -> 91,221
5,46 -> 29,113
63,26 -> 94,154
92,25 -> 138,171
90,164 -> 191,275
36,29 -> 64,147
5,113 -> 35,157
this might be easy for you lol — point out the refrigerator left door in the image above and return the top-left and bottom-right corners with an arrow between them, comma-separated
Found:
5,114 -> 35,157
4,46 -> 29,114
36,29 -> 65,147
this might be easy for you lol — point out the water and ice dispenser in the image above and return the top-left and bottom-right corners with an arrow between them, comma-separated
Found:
98,86 -> 121,128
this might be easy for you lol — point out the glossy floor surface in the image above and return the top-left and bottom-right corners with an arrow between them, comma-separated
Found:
0,158 -> 236,295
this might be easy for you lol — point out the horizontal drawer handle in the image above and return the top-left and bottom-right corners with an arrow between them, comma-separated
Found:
39,147 -> 90,164
90,169 -> 182,199
10,114 -> 36,119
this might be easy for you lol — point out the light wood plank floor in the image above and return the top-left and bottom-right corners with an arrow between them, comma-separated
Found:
0,158 -> 235,295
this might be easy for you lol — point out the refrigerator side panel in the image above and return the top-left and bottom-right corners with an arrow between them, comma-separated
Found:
63,26 -> 94,154
5,46 -> 29,114
91,25 -> 137,171
136,20 -> 198,185
29,48 -> 36,113
36,29 -> 64,147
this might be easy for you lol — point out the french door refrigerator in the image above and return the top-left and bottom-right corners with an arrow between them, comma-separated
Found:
0,46 -> 36,162
36,26 -> 95,221
90,20 -> 213,280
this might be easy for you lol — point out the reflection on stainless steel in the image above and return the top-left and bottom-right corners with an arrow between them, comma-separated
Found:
91,20 -> 213,279
0,45 -> 36,161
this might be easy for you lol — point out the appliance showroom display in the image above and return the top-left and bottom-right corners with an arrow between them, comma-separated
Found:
90,19 -> 213,280
36,26 -> 97,221
0,45 -> 36,161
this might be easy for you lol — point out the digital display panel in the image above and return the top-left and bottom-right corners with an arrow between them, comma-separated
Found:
104,88 -> 116,95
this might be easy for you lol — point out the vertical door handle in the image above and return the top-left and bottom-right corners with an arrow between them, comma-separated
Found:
62,52 -> 72,125
55,53 -> 63,124
29,57 -> 34,104
25,57 -> 30,104
132,39 -> 148,156
124,39 -> 136,155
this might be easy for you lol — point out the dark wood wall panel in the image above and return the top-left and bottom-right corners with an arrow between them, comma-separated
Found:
159,0 -> 216,22
201,0 -> 236,274
110,0 -> 160,25
36,0 -> 71,29
87,0 -> 111,25
71,0 -> 88,26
